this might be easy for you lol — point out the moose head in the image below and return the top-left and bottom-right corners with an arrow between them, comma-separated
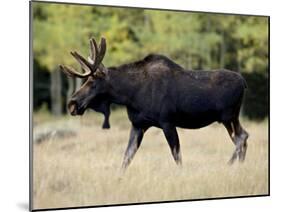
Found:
60,37 -> 109,116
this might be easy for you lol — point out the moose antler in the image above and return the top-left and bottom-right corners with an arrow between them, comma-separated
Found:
59,64 -> 91,78
88,37 -> 98,64
60,37 -> 107,78
88,37 -> 107,71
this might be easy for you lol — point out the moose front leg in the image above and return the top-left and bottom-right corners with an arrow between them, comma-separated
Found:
121,125 -> 146,171
102,109 -> 110,129
162,124 -> 182,165
99,101 -> 110,129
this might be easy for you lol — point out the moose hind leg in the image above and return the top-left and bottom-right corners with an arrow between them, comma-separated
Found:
162,124 -> 182,165
229,119 -> 249,164
223,121 -> 238,164
121,126 -> 145,171
228,142 -> 240,165
223,121 -> 235,143
240,130 -> 249,162
239,135 -> 248,162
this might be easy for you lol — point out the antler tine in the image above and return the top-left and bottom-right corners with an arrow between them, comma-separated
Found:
90,37 -> 107,72
89,38 -> 98,64
70,51 -> 92,76
59,64 -> 90,78
97,37 -> 107,64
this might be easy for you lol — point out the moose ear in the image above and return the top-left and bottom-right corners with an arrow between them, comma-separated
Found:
101,66 -> 109,75
93,66 -> 108,78
93,68 -> 108,78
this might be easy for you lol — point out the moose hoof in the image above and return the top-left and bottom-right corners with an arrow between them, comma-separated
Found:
102,124 -> 110,129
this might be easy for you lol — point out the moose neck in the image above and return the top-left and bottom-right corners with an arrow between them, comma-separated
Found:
106,66 -> 144,108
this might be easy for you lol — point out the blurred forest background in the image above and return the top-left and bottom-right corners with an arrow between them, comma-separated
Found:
32,2 -> 269,120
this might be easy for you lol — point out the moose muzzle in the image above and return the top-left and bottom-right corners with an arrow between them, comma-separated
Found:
68,100 -> 78,116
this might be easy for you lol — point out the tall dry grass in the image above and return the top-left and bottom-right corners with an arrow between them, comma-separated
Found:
32,109 -> 268,209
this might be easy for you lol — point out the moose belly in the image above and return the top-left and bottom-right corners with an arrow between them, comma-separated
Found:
127,107 -> 221,129
173,111 -> 220,129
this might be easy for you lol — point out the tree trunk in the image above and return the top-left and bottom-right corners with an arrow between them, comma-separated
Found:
237,40 -> 242,72
220,31 -> 226,69
205,18 -> 211,70
144,13 -> 150,29
75,78 -> 82,91
50,69 -> 62,116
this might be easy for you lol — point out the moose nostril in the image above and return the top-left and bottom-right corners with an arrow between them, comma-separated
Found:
68,100 -> 77,114
69,104 -> 75,114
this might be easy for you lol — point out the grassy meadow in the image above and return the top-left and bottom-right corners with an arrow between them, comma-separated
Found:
32,108 -> 269,209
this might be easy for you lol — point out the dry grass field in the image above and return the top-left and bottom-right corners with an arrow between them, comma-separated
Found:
32,109 -> 268,210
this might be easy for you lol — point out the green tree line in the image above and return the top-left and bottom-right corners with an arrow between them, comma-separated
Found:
32,2 -> 269,119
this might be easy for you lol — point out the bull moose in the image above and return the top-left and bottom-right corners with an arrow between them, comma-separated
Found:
60,37 -> 249,170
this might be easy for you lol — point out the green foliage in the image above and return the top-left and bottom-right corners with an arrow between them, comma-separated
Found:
33,3 -> 96,71
33,2 -> 268,73
234,17 -> 269,73
32,2 -> 269,119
